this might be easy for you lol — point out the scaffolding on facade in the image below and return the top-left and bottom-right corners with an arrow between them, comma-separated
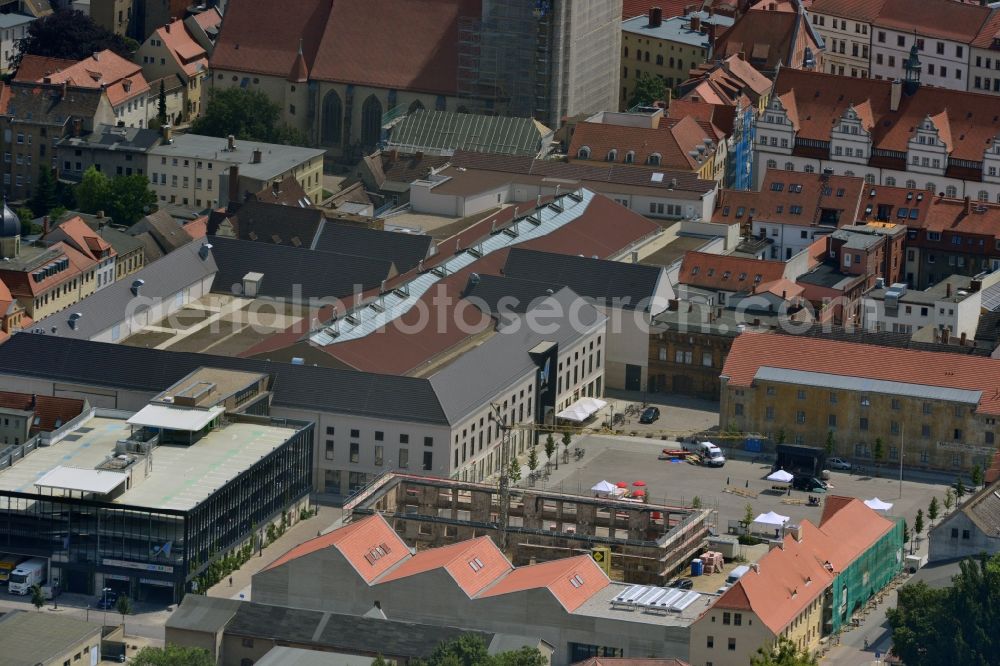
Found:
457,0 -> 554,122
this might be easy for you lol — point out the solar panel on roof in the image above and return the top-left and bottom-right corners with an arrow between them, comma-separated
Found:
670,591 -> 701,612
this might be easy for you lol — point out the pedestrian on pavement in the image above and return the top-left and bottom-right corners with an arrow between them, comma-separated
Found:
229,576 -> 233,587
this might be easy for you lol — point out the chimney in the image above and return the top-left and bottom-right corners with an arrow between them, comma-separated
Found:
946,281 -> 952,298
227,134 -> 236,151
890,79 -> 902,112
68,313 -> 82,330
130,279 -> 144,296
228,165 -> 240,206
943,327 -> 951,344
961,331 -> 967,346
162,124 -> 173,142
165,21 -> 171,32
707,23 -> 717,50
42,216 -> 49,236
964,195 -> 972,214
199,242 -> 213,260
92,51 -> 100,61
463,272 -> 481,297
96,210 -> 104,220
649,6 -> 663,27
252,148 -> 262,164
690,14 -> 701,32
61,81 -> 67,98
934,327 -> 941,343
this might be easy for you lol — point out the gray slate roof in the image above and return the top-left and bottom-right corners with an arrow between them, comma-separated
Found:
388,109 -> 551,156
503,248 -> 664,311
32,240 -> 218,340
428,286 -> 604,423
0,610 -> 101,665
225,600 -> 498,659
208,235 -> 395,301
0,333 -> 449,424
464,273 -> 562,314
58,123 -> 162,152
313,223 -> 432,273
7,81 -> 105,125
167,595 -> 241,633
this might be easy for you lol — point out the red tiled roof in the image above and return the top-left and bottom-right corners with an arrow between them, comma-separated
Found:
678,251 -> 787,291
809,0 -> 888,21
0,242 -> 96,298
0,391 -> 86,433
211,0 -> 481,95
714,7 -> 820,72
191,7 -> 222,32
376,536 -> 513,596
713,169 -> 866,227
13,55 -> 78,82
773,68 -> 1000,163
264,514 -> 408,582
45,215 -> 114,261
156,20 -> 208,79
478,554 -> 609,612
721,331 -> 1000,415
622,0 -> 738,19
874,0 -> 991,42
569,118 -> 714,170
38,50 -> 148,106
183,215 -> 209,239
919,196 -> 1000,237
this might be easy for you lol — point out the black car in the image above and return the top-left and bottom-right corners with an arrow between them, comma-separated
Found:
95,591 -> 118,609
639,407 -> 660,424
670,578 -> 694,590
792,475 -> 828,492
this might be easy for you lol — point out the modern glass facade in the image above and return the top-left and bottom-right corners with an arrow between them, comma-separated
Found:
0,418 -> 313,602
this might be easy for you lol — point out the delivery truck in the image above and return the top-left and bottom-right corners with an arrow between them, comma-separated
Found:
8,558 -> 46,595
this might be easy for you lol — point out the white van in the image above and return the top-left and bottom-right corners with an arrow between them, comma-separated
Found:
727,565 -> 750,585
8,558 -> 45,595
698,441 -> 726,467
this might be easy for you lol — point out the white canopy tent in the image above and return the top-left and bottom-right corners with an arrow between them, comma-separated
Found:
127,404 -> 224,432
34,465 -> 128,497
766,469 -> 794,483
754,511 -> 791,526
556,397 -> 608,422
864,497 -> 894,512
591,480 -> 617,494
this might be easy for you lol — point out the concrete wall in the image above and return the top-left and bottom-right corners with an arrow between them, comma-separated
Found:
689,607 -> 774,666
92,273 -> 214,343
164,626 -> 222,662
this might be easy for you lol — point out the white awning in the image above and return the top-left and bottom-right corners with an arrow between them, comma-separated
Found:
864,497 -> 894,511
127,404 -> 224,432
591,480 -> 617,494
35,465 -> 127,495
556,397 -> 608,422
766,469 -> 794,483
754,511 -> 790,526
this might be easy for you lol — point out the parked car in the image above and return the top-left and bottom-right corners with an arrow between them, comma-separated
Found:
639,407 -> 660,424
95,590 -> 118,609
669,578 -> 694,590
826,457 -> 852,470
792,475 -> 828,492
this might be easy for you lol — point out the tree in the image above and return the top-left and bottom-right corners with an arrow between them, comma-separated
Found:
74,166 -> 110,214
628,71 -> 666,108
743,502 -> 754,532
824,430 -> 835,456
888,553 -> 1000,666
157,79 -> 168,126
115,594 -> 132,629
944,487 -> 955,512
750,637 -> 818,666
131,645 -> 215,666
775,429 -> 787,446
372,657 -> 391,666
954,477 -> 967,502
507,457 -> 521,484
928,496 -> 939,525
14,9 -> 131,69
191,88 -> 310,146
561,430 -> 572,463
873,437 -> 885,476
30,584 -> 44,610
913,509 -> 924,543
902,518 -> 909,545
29,167 -> 58,218
972,464 -> 984,490
526,446 -> 539,474
107,174 -> 157,225
418,634 -> 544,666
692,495 -> 702,509
74,167 -> 156,225
16,206 -> 34,236
544,433 -> 556,467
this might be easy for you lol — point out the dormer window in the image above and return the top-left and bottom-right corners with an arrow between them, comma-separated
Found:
738,272 -> 747,281
691,267 -> 700,275
606,149 -> 617,162
648,153 -> 661,166
723,271 -> 731,280
469,557 -> 485,572
624,151 -> 635,164
577,146 -> 591,159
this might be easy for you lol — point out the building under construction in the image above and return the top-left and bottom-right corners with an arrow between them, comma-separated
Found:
344,472 -> 714,585
457,0 -> 621,127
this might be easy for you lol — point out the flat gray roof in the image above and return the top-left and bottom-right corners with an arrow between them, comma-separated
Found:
755,366 -> 983,404
149,133 -> 325,181
572,582 -> 706,626
0,610 -> 100,665
0,414 -> 301,511
622,12 -> 733,47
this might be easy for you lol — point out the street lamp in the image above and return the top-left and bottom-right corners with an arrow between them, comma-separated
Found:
101,587 -> 111,627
